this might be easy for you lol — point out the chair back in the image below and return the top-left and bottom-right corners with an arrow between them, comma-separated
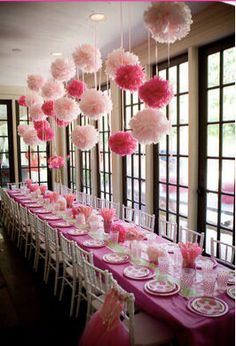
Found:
76,191 -> 86,204
159,219 -> 177,242
179,225 -> 204,248
19,204 -> 28,226
139,211 -> 155,232
84,194 -> 94,207
74,242 -> 93,277
60,234 -> 75,268
122,205 -> 139,225
210,238 -> 235,268
45,224 -> 59,254
36,216 -> 46,242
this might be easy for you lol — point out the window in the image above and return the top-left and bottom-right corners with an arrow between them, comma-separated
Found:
66,121 -> 77,191
0,100 -> 15,186
16,102 -> 51,188
123,91 -> 146,210
198,36 -> 235,256
153,55 -> 189,233
97,85 -> 112,201
79,115 -> 92,194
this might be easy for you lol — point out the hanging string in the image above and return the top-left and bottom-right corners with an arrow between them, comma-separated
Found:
167,42 -> 170,67
99,67 -> 102,91
147,30 -> 151,78
155,40 -> 158,76
167,42 -> 173,157
106,74 -> 109,96
128,3 -> 131,52
120,2 -> 124,49
94,23 -> 97,89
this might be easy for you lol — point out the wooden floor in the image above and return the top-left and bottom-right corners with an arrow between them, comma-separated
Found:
0,227 -> 86,346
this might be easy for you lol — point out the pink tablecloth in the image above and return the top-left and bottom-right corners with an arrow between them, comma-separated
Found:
9,190 -> 235,346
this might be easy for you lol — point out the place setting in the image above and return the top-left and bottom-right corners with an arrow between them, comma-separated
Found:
103,252 -> 130,265
41,214 -> 62,221
187,296 -> 229,318
52,220 -> 73,228
67,229 -> 88,236
123,265 -> 155,280
226,286 -> 235,300
83,239 -> 105,249
144,278 -> 180,296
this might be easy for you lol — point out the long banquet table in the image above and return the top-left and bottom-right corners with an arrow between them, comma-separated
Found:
8,189 -> 235,346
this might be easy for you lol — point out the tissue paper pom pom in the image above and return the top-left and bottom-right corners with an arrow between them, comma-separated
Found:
41,100 -> 55,117
48,155 -> 65,169
73,44 -> 102,73
27,74 -> 45,92
18,96 -> 27,107
51,58 -> 76,81
29,104 -> 47,121
55,118 -> 70,128
25,93 -> 43,107
79,89 -> 112,119
36,127 -> 54,141
108,131 -> 137,156
129,108 -> 171,145
55,97 -> 79,122
71,125 -> 99,150
17,124 -> 28,136
115,64 -> 145,91
105,48 -> 140,79
23,127 -> 40,146
67,79 -> 86,99
33,120 -> 50,131
144,2 -> 192,44
138,76 -> 173,108
42,80 -> 65,100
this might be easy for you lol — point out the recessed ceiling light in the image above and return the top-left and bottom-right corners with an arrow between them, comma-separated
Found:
51,52 -> 62,57
89,13 -> 106,22
12,48 -> 22,53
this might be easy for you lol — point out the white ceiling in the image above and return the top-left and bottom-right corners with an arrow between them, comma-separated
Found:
0,1 -> 210,87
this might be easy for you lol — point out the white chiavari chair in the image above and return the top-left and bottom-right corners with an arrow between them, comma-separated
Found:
8,198 -> 20,241
94,197 -> 106,210
210,238 -> 235,268
7,182 -> 21,190
159,219 -> 177,243
17,204 -> 31,257
76,191 -> 86,204
179,225 -> 204,248
84,193 -> 94,207
138,210 -> 155,232
33,216 -> 47,276
122,205 -> 139,225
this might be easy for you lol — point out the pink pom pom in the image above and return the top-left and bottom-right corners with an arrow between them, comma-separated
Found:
41,100 -> 55,117
79,89 -> 112,119
37,127 -> 54,142
18,96 -> 27,107
25,93 -> 43,107
115,64 -> 145,91
29,104 -> 47,121
108,131 -> 137,156
129,108 -> 171,145
17,124 -> 28,137
55,97 -> 79,122
144,2 -> 192,44
51,58 -> 75,82
27,74 -> 45,92
33,120 -> 50,131
55,118 -> 70,128
73,44 -> 102,73
23,127 -> 40,146
105,48 -> 139,79
139,76 -> 173,108
67,79 -> 86,99
48,155 -> 65,169
42,80 -> 65,100
71,125 -> 99,150
39,185 -> 47,195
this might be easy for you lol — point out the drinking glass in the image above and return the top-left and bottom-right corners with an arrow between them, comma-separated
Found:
109,230 -> 119,244
202,272 -> 217,296
180,268 -> 195,290
216,268 -> 230,292
158,256 -> 170,276
130,240 -> 142,266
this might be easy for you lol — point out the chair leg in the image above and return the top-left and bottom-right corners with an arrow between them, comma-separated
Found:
75,283 -> 83,318
54,262 -> 59,296
70,280 -> 76,317
59,270 -> 65,301
43,253 -> 48,282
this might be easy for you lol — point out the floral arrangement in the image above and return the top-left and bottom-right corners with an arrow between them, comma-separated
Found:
29,184 -> 39,193
48,191 -> 59,203
178,242 -> 203,268
146,244 -> 166,264
48,156 -> 65,169
77,205 -> 93,221
25,179 -> 33,188
125,226 -> 144,241
64,193 -> 76,208
36,127 -> 54,141
99,208 -> 116,233
17,124 -> 28,136
39,185 -> 47,195
57,196 -> 67,211
23,127 -> 40,146
54,96 -> 80,122
29,104 -> 47,122
110,222 -> 126,243
71,205 -> 81,219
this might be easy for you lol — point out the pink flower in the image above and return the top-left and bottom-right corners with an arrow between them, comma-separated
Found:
37,127 -> 54,141
48,156 -> 65,169
42,80 -> 65,100
29,104 -> 47,121
29,184 -> 39,192
64,193 -> 76,208
115,64 -> 145,91
108,131 -> 137,156
27,74 -> 45,92
147,244 -> 166,263
178,242 -> 203,268
99,208 -> 116,222
39,185 -> 47,195
25,179 -> 33,188
110,223 -> 126,243
77,206 -> 93,221
51,58 -> 75,82
67,79 -> 86,99
18,96 -> 27,107
49,191 -> 59,203
105,48 -> 140,79
71,125 -> 99,150
17,124 -> 28,137
79,89 -> 112,119
54,97 -> 79,122
125,226 -> 144,241
41,100 -> 55,117
73,44 -> 102,73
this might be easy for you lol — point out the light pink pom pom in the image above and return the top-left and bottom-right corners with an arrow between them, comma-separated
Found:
51,58 -> 76,82
23,127 -> 40,146
105,48 -> 139,79
79,89 -> 112,119
73,44 -> 102,73
33,120 -> 50,131
139,76 -> 173,109
17,124 -> 28,137
37,127 -> 54,141
18,96 -> 27,107
27,74 -> 45,92
67,79 -> 86,99
71,125 -> 99,150
41,100 -> 55,117
56,118 -> 70,128
42,80 -> 65,100
129,108 -> 171,145
29,104 -> 47,121
144,2 -> 192,44
108,131 -> 137,156
55,97 -> 79,122
25,93 -> 43,107
115,64 -> 145,92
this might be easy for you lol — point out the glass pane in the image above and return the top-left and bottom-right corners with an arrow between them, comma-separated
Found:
222,160 -> 235,192
0,153 -> 9,168
132,92 -> 138,104
141,181 -> 146,205
222,123 -> 235,157
208,89 -> 219,122
220,230 -> 233,262
126,155 -> 132,176
179,126 -> 188,156
205,225 -> 217,255
179,94 -> 188,124
179,62 -> 188,93
179,187 -> 188,216
141,154 -> 145,180
169,156 -> 177,183
127,178 -> 132,200
0,105 -> 7,120
171,127 -> 177,154
169,66 -> 177,94
133,155 -> 139,178
207,124 -> 219,157
159,158 -> 166,182
223,86 -> 235,121
159,69 -> 166,80
179,157 -> 188,186
206,192 -> 218,225
159,183 -> 167,210
133,179 -> 139,203
0,121 -> 8,136
221,195 -> 234,230
159,136 -> 166,152
126,91 -> 131,105
223,47 -> 235,84
169,97 -> 177,125
207,159 -> 219,191
125,107 -> 131,128
169,185 -> 177,213
208,52 -> 220,87
19,106 -> 28,120
179,216 -> 188,229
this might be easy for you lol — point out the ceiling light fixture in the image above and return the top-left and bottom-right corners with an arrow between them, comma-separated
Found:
89,13 -> 106,22
51,52 -> 62,57
12,48 -> 22,53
